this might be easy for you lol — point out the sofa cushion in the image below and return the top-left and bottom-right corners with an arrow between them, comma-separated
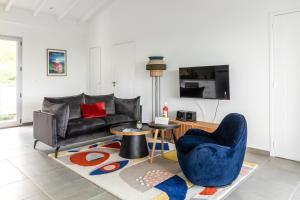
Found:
66,118 -> 106,137
58,131 -> 113,146
84,94 -> 115,115
103,114 -> 135,126
42,101 -> 69,138
114,96 -> 140,120
80,102 -> 107,119
44,93 -> 84,119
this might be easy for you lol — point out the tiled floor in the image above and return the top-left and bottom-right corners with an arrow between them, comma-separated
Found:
0,126 -> 299,200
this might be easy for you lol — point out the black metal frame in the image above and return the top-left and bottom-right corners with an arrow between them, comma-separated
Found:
55,146 -> 60,158
33,139 -> 39,149
33,139 -> 60,158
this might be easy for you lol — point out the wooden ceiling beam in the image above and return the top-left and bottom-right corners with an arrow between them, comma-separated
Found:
79,0 -> 115,23
33,0 -> 48,17
58,0 -> 81,21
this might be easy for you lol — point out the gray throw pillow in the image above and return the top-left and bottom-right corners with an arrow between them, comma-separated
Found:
84,93 -> 115,115
44,93 -> 84,119
114,96 -> 140,120
42,100 -> 70,138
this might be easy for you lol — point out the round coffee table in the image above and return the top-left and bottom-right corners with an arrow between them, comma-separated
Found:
148,122 -> 180,163
110,123 -> 152,159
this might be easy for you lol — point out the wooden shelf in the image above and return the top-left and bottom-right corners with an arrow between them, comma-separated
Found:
166,119 -> 219,141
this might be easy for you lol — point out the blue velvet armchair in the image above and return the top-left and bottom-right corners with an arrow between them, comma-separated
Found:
176,113 -> 247,187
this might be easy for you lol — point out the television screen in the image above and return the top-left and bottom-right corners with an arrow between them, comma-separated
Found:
179,65 -> 230,99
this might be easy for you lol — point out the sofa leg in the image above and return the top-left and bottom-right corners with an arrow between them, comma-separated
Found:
55,146 -> 60,158
33,140 -> 39,149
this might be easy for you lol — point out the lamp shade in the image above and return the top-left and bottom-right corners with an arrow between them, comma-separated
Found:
146,56 -> 167,70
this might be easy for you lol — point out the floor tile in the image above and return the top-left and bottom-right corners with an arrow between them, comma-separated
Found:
23,192 -> 51,200
88,192 -> 119,200
0,160 -> 27,186
43,178 -> 105,200
29,167 -> 81,188
8,152 -> 64,178
290,182 -> 300,200
0,179 -> 46,200
228,171 -> 296,200
225,190 -> 266,200
244,151 -> 269,165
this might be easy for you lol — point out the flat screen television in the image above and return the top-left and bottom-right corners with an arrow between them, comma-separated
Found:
179,65 -> 230,99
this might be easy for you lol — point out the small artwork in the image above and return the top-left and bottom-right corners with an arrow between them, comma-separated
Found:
47,49 -> 67,76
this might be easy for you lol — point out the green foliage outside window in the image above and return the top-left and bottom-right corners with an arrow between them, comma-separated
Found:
0,40 -> 16,85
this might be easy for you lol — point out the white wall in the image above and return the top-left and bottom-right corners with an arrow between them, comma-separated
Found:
88,0 -> 300,151
0,7 -> 89,122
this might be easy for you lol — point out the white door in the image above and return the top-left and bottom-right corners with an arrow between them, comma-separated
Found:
272,11 -> 300,161
89,47 -> 101,95
0,36 -> 22,128
112,42 -> 135,98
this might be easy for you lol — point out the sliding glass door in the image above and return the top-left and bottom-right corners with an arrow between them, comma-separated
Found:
0,36 -> 22,127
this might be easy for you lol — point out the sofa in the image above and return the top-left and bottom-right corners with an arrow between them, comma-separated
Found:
33,93 -> 141,157
176,113 -> 247,187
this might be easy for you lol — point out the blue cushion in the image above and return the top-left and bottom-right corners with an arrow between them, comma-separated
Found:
176,135 -> 217,154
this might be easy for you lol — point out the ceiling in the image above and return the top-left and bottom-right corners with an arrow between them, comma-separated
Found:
0,0 -> 111,23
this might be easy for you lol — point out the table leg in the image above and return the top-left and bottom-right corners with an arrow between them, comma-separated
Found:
171,129 -> 177,143
161,129 -> 165,156
150,129 -> 159,163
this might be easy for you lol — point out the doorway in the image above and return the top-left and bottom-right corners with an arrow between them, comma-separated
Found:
270,10 -> 300,161
0,36 -> 22,128
112,42 -> 136,98
89,47 -> 101,95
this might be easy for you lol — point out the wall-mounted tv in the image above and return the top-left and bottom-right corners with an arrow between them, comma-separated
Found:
179,65 -> 230,100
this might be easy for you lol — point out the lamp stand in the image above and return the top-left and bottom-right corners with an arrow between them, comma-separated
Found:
151,73 -> 162,121
151,76 -> 161,121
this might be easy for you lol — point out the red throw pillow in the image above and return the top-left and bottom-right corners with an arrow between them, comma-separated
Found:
80,102 -> 107,119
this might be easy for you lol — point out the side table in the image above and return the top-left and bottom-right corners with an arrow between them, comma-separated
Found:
110,123 -> 152,159
148,122 -> 180,163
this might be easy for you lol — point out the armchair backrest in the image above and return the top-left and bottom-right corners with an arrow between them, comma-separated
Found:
214,113 -> 247,148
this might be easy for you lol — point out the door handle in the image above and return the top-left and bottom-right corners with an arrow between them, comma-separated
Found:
112,81 -> 116,87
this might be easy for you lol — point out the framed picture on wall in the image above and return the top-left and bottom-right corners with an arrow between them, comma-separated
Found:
47,49 -> 67,76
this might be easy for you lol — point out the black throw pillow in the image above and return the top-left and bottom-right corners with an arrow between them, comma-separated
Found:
114,96 -> 140,120
42,101 -> 70,138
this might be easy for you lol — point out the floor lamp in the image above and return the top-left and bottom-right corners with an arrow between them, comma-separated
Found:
146,56 -> 167,121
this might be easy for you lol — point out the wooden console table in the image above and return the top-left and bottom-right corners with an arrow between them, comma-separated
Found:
166,119 -> 219,141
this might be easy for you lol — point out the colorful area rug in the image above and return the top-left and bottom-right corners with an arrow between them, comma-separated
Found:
49,139 -> 257,200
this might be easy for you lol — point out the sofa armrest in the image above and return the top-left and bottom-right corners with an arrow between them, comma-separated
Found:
33,111 -> 57,147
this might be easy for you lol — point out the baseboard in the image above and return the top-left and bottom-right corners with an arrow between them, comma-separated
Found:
247,147 -> 270,156
0,122 -> 33,130
21,122 -> 33,126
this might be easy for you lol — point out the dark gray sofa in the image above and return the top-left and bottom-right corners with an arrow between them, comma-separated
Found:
33,93 -> 141,157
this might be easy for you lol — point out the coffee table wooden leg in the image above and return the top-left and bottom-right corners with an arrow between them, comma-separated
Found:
161,129 -> 165,156
150,129 -> 159,163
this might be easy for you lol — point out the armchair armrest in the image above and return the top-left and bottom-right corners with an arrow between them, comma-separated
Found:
33,111 -> 57,147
